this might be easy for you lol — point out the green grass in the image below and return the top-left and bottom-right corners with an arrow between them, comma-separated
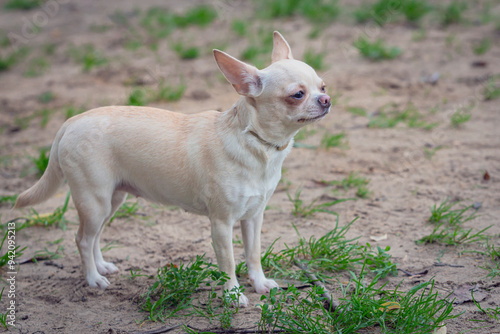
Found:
141,5 -> 217,43
0,47 -> 29,72
479,241 -> 500,280
128,87 -> 149,106
172,43 -> 200,60
303,49 -> 326,70
424,145 -> 444,160
153,82 -> 186,102
327,172 -> 370,191
353,37 -> 401,61
368,104 -> 438,130
128,83 -> 186,106
321,132 -> 348,149
417,200 -> 491,245
26,191 -> 71,231
450,107 -> 471,128
110,201 -> 141,223
258,276 -> 456,333
31,147 -> 50,176
400,0 -> 432,23
0,194 -> 18,206
325,172 -> 371,199
64,106 -> 86,119
294,127 -> 317,142
4,0 -> 41,10
24,57 -> 50,77
472,38 -> 491,55
256,0 -> 339,24
69,44 -> 108,72
139,254 -> 230,320
353,0 -> 403,25
38,91 -> 55,104
0,288 -> 8,329
231,20 -> 248,37
0,224 -> 27,270
441,1 -> 467,26
346,106 -> 367,117
287,188 -> 353,218
484,77 -> 500,101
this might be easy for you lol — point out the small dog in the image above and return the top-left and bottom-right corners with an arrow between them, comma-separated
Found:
15,31 -> 331,306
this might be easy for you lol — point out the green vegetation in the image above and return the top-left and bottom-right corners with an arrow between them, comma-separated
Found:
69,44 -> 108,72
38,91 -> 55,104
346,106 -> 367,117
231,20 -> 248,37
24,57 -> 50,77
484,77 -> 500,101
472,38 -> 491,56
4,0 -> 41,10
258,278 -> 455,333
110,201 -> 141,223
141,5 -> 217,43
0,224 -> 27,270
417,200 -> 491,245
26,191 -> 71,231
441,1 -> 467,26
400,0 -> 432,23
450,106 -> 471,128
128,87 -> 149,106
368,104 -> 438,130
325,171 -> 371,199
139,254 -> 231,320
479,241 -> 500,280
172,43 -> 200,60
0,194 -> 18,206
0,47 -> 29,72
64,106 -> 86,119
287,188 -> 353,218
31,147 -> 50,176
321,132 -> 348,149
153,82 -> 186,102
257,0 -> 340,24
303,49 -> 326,70
353,37 -> 401,61
127,82 -> 186,106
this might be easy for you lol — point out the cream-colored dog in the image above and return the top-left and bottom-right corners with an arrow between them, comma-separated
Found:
15,32 -> 331,306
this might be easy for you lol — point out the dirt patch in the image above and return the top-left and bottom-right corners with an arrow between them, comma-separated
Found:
1,1 -> 499,333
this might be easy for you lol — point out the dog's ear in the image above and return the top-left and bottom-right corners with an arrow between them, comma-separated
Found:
213,50 -> 263,97
272,31 -> 293,63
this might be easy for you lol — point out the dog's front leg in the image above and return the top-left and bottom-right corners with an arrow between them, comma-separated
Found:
210,217 -> 249,307
241,211 -> 280,294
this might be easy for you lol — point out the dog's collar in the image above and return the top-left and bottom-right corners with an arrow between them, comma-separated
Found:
248,130 -> 289,151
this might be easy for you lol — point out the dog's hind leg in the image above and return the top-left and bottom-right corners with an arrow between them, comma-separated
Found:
72,186 -> 114,290
94,190 -> 127,276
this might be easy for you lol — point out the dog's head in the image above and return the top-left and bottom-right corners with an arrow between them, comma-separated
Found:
213,31 -> 330,141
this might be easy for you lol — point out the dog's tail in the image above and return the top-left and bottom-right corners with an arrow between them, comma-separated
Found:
14,125 -> 68,209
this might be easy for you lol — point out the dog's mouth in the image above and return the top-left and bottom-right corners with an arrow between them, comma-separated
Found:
297,109 -> 329,123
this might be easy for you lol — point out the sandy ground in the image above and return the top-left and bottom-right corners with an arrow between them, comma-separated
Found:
1,0 -> 499,333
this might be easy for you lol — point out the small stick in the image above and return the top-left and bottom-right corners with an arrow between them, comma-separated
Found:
398,268 -> 429,277
131,324 -> 181,334
434,263 -> 464,268
293,260 -> 339,311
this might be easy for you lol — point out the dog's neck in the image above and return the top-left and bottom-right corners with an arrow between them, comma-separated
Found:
225,97 -> 294,151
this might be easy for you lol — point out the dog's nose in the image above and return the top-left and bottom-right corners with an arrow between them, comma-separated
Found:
318,94 -> 331,108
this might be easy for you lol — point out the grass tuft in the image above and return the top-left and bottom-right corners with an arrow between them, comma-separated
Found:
69,44 -> 108,72
354,37 -> 401,61
287,188 -> 353,218
417,199 -> 491,245
139,254 -> 229,320
26,191 -> 71,231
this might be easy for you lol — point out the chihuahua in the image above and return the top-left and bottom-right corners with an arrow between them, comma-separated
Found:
15,31 -> 331,306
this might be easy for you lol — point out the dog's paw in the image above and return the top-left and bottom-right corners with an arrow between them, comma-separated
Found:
253,277 -> 280,294
87,274 -> 110,290
96,261 -> 119,275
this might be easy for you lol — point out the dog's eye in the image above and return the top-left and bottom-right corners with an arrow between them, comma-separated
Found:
321,86 -> 326,93
292,91 -> 305,99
